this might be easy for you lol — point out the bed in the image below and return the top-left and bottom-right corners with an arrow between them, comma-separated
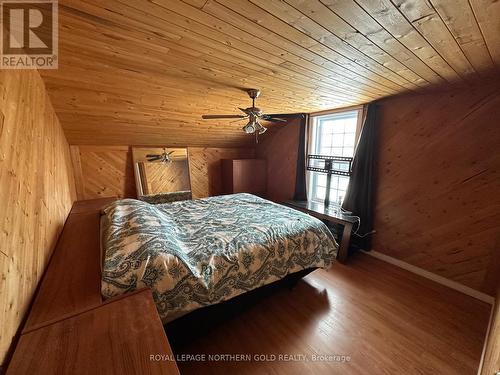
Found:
100,193 -> 338,323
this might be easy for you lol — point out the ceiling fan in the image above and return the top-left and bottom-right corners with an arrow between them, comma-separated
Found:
145,148 -> 174,163
201,89 -> 304,141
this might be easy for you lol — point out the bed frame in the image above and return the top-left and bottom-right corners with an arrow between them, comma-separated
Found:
166,267 -> 317,349
6,197 -> 319,372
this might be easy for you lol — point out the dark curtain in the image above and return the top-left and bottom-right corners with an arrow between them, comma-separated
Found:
342,103 -> 379,250
293,114 -> 309,201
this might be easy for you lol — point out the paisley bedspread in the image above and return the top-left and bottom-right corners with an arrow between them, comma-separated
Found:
101,193 -> 338,323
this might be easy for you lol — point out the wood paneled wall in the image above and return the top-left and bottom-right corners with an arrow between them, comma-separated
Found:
255,114 -> 361,202
70,146 -> 255,200
373,82 -> 500,295
256,120 -> 300,202
0,70 -> 76,365
188,147 -> 255,199
70,146 -> 136,199
256,84 -> 500,297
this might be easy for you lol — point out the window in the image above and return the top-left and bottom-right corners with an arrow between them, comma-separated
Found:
307,109 -> 362,205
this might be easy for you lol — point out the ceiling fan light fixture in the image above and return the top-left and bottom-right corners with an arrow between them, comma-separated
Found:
202,89 -> 296,141
243,121 -> 256,134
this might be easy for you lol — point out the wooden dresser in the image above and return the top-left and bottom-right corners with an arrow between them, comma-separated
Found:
6,198 -> 179,375
221,159 -> 267,196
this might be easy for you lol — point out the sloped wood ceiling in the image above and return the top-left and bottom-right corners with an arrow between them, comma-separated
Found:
41,0 -> 499,147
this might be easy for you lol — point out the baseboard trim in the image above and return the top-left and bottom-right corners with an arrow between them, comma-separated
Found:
361,250 -> 495,305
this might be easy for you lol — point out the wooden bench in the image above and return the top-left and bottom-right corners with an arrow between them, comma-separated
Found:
7,198 -> 179,375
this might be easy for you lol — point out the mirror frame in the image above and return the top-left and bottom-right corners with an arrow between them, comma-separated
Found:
132,147 -> 191,198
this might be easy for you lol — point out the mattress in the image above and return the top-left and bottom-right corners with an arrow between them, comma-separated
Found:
101,193 -> 338,322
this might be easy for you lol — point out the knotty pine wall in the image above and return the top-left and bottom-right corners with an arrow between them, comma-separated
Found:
70,146 -> 255,200
373,82 -> 500,296
0,70 -> 76,364
70,146 -> 136,200
188,147 -> 255,198
256,82 -> 500,297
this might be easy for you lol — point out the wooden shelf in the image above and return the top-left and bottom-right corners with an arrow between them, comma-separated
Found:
7,197 -> 178,374
8,289 -> 179,375
23,197 -> 115,331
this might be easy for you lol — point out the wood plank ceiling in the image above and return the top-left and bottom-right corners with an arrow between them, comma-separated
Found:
40,0 -> 500,147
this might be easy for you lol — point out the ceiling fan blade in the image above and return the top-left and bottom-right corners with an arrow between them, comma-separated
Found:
202,114 -> 247,119
264,113 -> 306,119
239,107 -> 251,115
260,115 -> 288,122
229,117 -> 248,124
146,155 -> 162,160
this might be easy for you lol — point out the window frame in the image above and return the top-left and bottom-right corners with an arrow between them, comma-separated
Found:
306,106 -> 365,205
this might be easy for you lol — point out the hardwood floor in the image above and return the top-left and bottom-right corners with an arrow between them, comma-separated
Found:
169,253 -> 491,375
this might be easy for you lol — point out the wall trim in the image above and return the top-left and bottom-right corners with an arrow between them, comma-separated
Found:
361,250 -> 495,305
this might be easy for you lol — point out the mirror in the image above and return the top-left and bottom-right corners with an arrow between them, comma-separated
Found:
132,147 -> 192,203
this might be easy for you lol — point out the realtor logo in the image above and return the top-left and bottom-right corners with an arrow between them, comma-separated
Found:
1,0 -> 58,69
